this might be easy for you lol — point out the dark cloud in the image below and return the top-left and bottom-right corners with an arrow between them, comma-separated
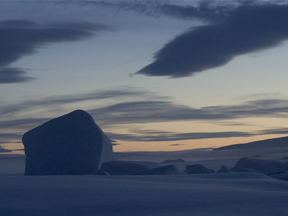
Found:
88,101 -> 206,124
235,0 -> 253,3
106,127 -> 288,143
158,0 -> 236,21
0,20 -> 110,84
0,132 -> 23,145
2,88 -> 288,130
0,87 -> 155,116
0,87 -> 158,130
0,118 -> 50,130
136,3 -> 288,77
0,67 -> 34,84
88,99 -> 288,125
86,0 -> 233,21
0,132 -> 22,140
141,2 -> 226,20
107,130 -> 253,142
1,88 -> 288,145
259,128 -> 288,135
169,144 -> 186,147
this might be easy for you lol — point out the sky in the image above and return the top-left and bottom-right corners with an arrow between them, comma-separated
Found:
1,0 -> 288,153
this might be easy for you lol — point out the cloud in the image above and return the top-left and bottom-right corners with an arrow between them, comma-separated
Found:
88,99 -> 288,125
0,118 -> 50,131
0,67 -> 34,84
0,146 -> 11,153
136,3 -> 288,77
0,87 -> 162,130
35,0 -> 240,23
106,127 -> 288,143
169,144 -> 186,147
106,130 -> 253,142
2,88 -> 288,145
4,92 -> 287,128
1,1 -> 280,82
0,132 -> 22,143
0,87 -> 157,116
2,88 -> 288,129
259,128 -> 288,135
81,0 -> 238,22
102,0 -> 232,21
0,87 -> 288,145
0,20 -> 110,84
158,0 -> 237,21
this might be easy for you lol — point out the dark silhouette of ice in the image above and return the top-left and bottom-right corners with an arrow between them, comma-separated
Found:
161,159 -> 186,164
214,136 -> 288,151
267,171 -> 288,181
3,135 -> 288,215
22,110 -> 114,175
233,157 -> 288,173
0,146 -> 11,153
100,161 -> 178,175
132,164 -> 178,175
185,164 -> 215,174
217,165 -> 231,173
100,161 -> 160,175
97,170 -> 110,175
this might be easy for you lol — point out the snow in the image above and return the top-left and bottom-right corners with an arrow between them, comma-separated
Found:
1,173 -> 288,216
1,145 -> 288,215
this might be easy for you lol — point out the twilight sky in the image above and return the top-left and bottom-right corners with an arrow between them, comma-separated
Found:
1,0 -> 288,153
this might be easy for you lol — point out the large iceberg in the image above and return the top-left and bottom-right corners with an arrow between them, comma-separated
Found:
22,110 -> 114,175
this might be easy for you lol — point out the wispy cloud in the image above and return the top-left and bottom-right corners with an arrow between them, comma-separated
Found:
88,99 -> 288,125
2,89 -> 288,128
0,132 -> 23,145
0,87 -> 152,116
0,20 -> 110,84
137,3 -> 288,77
258,128 -> 288,135
107,127 -> 288,143
89,0 -> 233,21
44,0 -> 260,22
1,88 -> 288,145
0,119 -> 50,131
0,87 -> 163,130
106,130 -> 252,142
2,1 -> 286,80
0,67 -> 34,84
169,144 -> 186,147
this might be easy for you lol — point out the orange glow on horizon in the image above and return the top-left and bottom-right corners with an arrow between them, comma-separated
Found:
1,134 -> 287,155
112,134 -> 288,152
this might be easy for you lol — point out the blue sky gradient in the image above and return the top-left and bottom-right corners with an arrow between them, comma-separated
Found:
1,0 -> 288,152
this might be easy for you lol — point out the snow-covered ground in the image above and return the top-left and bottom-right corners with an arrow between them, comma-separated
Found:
1,146 -> 288,216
